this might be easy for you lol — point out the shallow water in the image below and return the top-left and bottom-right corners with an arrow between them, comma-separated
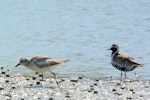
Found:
0,0 -> 150,79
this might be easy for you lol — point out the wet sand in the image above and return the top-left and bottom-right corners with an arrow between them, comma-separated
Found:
0,69 -> 150,100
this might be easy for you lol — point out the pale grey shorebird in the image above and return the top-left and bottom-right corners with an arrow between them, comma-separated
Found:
15,56 -> 69,87
108,44 -> 143,79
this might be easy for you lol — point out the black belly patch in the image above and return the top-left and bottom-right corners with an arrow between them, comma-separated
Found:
112,64 -> 135,72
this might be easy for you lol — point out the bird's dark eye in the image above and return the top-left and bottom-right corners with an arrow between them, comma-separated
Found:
20,60 -> 23,63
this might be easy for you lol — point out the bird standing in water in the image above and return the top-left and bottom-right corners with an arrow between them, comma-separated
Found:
108,44 -> 143,79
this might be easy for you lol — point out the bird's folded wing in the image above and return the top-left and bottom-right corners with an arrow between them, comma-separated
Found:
117,54 -> 142,67
118,52 -> 134,60
31,57 -> 59,68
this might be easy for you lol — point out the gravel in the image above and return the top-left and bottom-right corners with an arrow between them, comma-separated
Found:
0,72 -> 150,100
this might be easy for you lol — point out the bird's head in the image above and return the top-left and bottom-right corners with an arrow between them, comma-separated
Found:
15,57 -> 30,67
107,44 -> 119,52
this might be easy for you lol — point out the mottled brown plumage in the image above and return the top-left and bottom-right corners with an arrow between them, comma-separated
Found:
108,44 -> 143,79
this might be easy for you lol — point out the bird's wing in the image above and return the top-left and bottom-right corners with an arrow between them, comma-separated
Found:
117,53 -> 142,67
118,52 -> 134,60
30,56 -> 60,68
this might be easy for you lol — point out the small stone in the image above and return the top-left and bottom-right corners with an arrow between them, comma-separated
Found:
5,80 -> 9,83
70,80 -> 78,83
88,90 -> 92,92
129,81 -> 132,83
116,83 -> 121,85
90,85 -> 94,90
90,85 -> 94,87
112,89 -> 117,92
78,76 -> 82,79
36,81 -> 41,85
4,94 -> 11,97
65,95 -> 70,98
39,75 -> 43,77
95,79 -> 99,82
1,72 -> 5,74
49,98 -> 53,100
12,86 -> 16,89
94,91 -> 98,94
144,86 -> 149,88
121,87 -> 125,90
26,78 -> 30,80
129,89 -> 134,91
140,95 -> 143,97
61,79 -> 65,81
0,87 -> 4,90
132,91 -> 135,94
1,67 -> 4,69
7,69 -> 10,72
40,79 -> 45,81
6,74 -> 10,77
21,98 -> 24,100
114,92 -> 122,96
94,83 -> 97,86
126,97 -> 132,99
11,82 -> 15,85
59,81 -> 62,83
32,77 -> 36,80
66,93 -> 69,95
91,88 -> 94,90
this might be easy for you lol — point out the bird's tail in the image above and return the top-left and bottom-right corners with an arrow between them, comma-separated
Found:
132,60 -> 144,67
60,60 -> 70,63
136,63 -> 144,67
141,64 -> 144,67
64,60 -> 70,62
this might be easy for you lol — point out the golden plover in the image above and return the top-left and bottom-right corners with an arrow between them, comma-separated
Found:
108,44 -> 143,79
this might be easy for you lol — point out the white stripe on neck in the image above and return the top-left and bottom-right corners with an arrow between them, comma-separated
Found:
112,48 -> 119,58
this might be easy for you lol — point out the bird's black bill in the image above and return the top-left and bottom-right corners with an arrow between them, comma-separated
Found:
15,63 -> 20,67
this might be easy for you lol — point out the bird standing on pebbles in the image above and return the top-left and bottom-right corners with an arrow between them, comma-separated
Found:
108,44 -> 143,79
15,55 -> 69,87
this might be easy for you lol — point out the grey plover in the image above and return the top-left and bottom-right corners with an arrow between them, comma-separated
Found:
15,55 -> 69,87
108,44 -> 143,79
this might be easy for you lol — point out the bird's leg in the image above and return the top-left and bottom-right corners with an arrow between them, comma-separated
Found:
119,71 -> 123,83
51,72 -> 60,88
134,72 -> 139,81
120,71 -> 123,80
41,73 -> 44,81
124,72 -> 126,79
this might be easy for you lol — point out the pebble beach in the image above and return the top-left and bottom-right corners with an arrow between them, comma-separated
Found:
0,0 -> 149,100
0,68 -> 150,100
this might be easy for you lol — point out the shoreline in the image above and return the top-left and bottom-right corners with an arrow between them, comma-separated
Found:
0,72 -> 150,100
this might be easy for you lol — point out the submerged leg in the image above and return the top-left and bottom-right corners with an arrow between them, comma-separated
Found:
51,72 -> 59,87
